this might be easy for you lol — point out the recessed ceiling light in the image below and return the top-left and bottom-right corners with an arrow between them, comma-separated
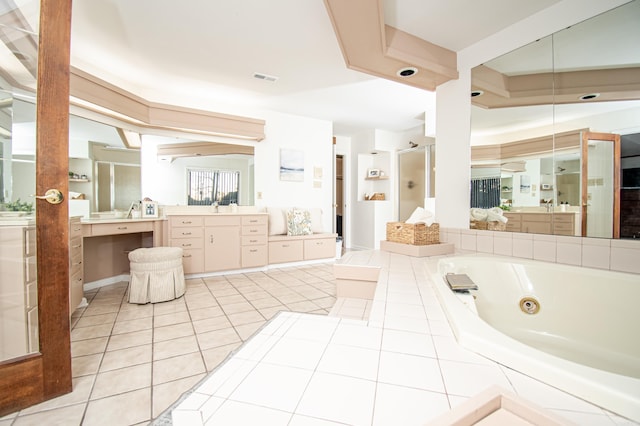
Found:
397,67 -> 418,78
579,93 -> 600,101
253,72 -> 279,82
471,90 -> 484,97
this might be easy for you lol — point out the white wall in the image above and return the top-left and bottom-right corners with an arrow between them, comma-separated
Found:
349,130 -> 376,249
511,159 -> 541,207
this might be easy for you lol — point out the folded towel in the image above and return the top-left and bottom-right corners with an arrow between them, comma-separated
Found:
470,208 -> 488,221
406,207 -> 435,226
487,207 -> 508,223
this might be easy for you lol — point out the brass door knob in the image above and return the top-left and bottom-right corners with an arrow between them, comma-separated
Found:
34,189 -> 64,205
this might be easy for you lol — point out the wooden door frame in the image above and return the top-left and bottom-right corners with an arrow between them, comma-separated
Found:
0,0 -> 72,415
580,131 -> 621,239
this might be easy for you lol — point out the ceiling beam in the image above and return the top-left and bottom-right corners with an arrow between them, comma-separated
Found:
323,0 -> 458,92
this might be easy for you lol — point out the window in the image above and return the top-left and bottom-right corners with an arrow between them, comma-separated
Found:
187,169 -> 240,205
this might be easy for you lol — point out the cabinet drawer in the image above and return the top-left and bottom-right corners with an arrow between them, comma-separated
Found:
24,255 -> 36,284
505,222 -> 521,232
242,216 -> 267,226
26,282 -> 37,310
70,236 -> 83,253
242,235 -> 267,246
170,237 -> 204,249
24,227 -> 36,257
520,214 -> 550,223
553,215 -> 573,223
69,270 -> 84,314
70,249 -> 83,270
553,222 -> 574,230
242,245 -> 268,268
269,240 -> 303,264
180,249 -> 204,274
304,238 -> 335,260
242,225 -> 267,236
204,216 -> 241,227
70,221 -> 83,238
170,226 -> 202,239
170,216 -> 204,227
503,213 -> 521,224
89,221 -> 153,236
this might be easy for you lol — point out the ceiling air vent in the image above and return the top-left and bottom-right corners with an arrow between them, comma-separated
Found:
253,72 -> 278,82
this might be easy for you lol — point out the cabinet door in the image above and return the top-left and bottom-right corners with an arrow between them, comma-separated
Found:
205,226 -> 241,271
523,221 -> 551,234
304,238 -> 335,260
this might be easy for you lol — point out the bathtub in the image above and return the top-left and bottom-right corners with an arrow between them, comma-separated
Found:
429,255 -> 640,422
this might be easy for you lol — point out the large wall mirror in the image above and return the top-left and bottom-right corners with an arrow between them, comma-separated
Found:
470,0 -> 640,239
3,96 -> 255,219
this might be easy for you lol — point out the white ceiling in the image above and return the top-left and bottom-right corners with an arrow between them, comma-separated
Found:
68,0 -> 565,137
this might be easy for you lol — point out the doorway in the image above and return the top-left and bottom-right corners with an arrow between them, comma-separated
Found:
335,154 -> 344,252
581,131 -> 620,238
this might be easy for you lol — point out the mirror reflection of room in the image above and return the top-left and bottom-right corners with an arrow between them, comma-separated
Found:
470,0 -> 640,239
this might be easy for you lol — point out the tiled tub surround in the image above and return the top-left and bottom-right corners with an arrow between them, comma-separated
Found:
169,251 -> 637,425
442,227 -> 640,274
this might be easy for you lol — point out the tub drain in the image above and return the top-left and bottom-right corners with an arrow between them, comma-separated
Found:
519,297 -> 540,314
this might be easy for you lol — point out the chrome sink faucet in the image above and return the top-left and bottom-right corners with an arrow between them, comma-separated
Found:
545,200 -> 553,212
211,201 -> 219,213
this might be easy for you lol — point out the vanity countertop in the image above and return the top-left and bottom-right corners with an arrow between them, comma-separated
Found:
0,216 -> 35,226
163,205 -> 266,216
507,210 -> 578,214
80,217 -> 165,225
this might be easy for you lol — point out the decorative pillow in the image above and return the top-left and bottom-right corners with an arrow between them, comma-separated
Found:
267,207 -> 287,235
286,208 -> 313,236
309,208 -> 323,234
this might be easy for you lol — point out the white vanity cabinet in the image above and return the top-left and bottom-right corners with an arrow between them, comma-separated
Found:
168,213 -> 268,273
0,224 -> 38,360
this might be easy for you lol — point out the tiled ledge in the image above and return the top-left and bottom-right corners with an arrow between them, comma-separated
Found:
441,228 -> 640,274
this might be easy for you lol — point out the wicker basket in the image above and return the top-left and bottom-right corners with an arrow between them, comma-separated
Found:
386,222 -> 440,245
470,220 -> 506,231
367,193 -> 386,200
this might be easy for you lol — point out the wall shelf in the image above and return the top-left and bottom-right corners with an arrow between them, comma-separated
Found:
365,176 -> 389,181
69,178 -> 90,183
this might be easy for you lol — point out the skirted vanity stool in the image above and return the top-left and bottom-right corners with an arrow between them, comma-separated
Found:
128,247 -> 186,304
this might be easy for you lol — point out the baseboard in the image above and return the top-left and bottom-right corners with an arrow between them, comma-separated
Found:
84,274 -> 129,291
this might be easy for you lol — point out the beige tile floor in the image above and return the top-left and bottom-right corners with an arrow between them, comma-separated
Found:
0,263 -> 337,426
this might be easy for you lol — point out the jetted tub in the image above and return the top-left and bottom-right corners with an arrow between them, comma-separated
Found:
429,255 -> 640,422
